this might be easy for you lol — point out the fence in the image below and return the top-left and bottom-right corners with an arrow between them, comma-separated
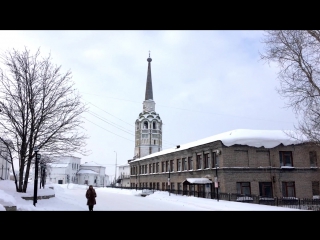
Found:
107,185 -> 320,211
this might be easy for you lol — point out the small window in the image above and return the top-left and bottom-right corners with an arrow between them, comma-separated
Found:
188,157 -> 193,170
170,160 -> 174,172
182,158 -> 187,171
237,182 -> 251,195
259,182 -> 273,198
279,151 -> 293,167
196,154 -> 202,169
177,159 -> 181,171
153,122 -> 156,129
282,181 -> 295,197
143,121 -> 148,129
312,181 -> 320,197
310,151 -> 317,167
212,152 -> 217,168
204,153 -> 210,168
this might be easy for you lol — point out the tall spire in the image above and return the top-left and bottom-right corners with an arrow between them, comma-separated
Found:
145,51 -> 153,100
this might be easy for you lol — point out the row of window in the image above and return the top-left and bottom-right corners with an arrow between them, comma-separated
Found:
238,181 -> 320,198
71,163 -> 80,170
130,181 -> 320,198
136,121 -> 161,130
279,150 -> 317,167
131,153 -> 218,175
131,150 -> 318,175
138,139 -> 159,145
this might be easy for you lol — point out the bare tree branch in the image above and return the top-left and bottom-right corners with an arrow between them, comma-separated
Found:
260,30 -> 320,145
0,47 -> 89,192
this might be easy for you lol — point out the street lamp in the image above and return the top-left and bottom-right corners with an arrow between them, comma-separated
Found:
168,165 -> 171,196
33,146 -> 41,207
114,151 -> 117,187
135,166 -> 137,191
215,163 -> 219,202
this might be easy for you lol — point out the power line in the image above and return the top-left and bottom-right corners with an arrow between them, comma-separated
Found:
81,93 -> 295,124
84,118 -> 134,142
85,105 -> 179,147
87,101 -> 135,127
87,111 -> 134,136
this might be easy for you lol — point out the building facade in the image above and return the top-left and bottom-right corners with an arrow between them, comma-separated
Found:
129,129 -> 320,199
134,54 -> 162,159
45,156 -> 81,184
78,161 -> 108,187
116,161 -> 131,187
41,157 -> 109,187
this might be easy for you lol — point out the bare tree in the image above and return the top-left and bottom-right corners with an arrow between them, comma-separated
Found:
260,30 -> 320,144
0,47 -> 89,192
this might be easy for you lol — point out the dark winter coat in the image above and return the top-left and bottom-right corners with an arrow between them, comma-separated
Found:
86,187 -> 97,206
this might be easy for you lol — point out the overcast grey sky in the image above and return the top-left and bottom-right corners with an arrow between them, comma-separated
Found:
0,30 -> 298,179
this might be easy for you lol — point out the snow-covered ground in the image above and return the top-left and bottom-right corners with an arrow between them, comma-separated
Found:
0,180 -> 306,211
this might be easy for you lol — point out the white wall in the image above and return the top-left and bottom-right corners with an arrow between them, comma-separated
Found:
117,164 -> 130,187
0,143 -> 11,180
46,156 -> 81,184
79,163 -> 107,187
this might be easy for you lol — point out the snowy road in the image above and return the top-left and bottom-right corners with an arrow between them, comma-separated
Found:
35,184 -> 303,211
0,181 -> 304,211
51,184 -> 212,211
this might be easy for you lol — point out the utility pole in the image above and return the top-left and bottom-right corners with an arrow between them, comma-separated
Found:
215,163 -> 219,202
33,146 -> 41,207
114,151 -> 117,186
168,165 -> 171,196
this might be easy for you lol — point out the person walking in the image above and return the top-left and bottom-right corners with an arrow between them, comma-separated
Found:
86,185 -> 97,211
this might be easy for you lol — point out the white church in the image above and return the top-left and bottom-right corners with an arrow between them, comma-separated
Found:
134,53 -> 163,159
116,53 -> 163,187
30,156 -> 110,187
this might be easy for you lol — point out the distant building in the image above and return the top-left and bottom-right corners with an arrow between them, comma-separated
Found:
46,156 -> 81,184
78,161 -> 108,187
116,160 -> 131,187
31,156 -> 109,187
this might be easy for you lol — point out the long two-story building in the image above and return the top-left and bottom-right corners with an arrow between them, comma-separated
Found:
129,129 -> 320,199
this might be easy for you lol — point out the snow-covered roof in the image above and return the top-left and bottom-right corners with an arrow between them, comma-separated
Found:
81,161 -> 103,167
132,129 -> 306,162
77,169 -> 98,175
117,163 -> 129,167
183,178 -> 213,184
48,163 -> 69,168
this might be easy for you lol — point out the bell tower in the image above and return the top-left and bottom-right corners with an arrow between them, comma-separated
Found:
134,53 -> 162,159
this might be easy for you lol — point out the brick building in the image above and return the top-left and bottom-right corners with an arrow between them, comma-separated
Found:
129,129 -> 320,199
